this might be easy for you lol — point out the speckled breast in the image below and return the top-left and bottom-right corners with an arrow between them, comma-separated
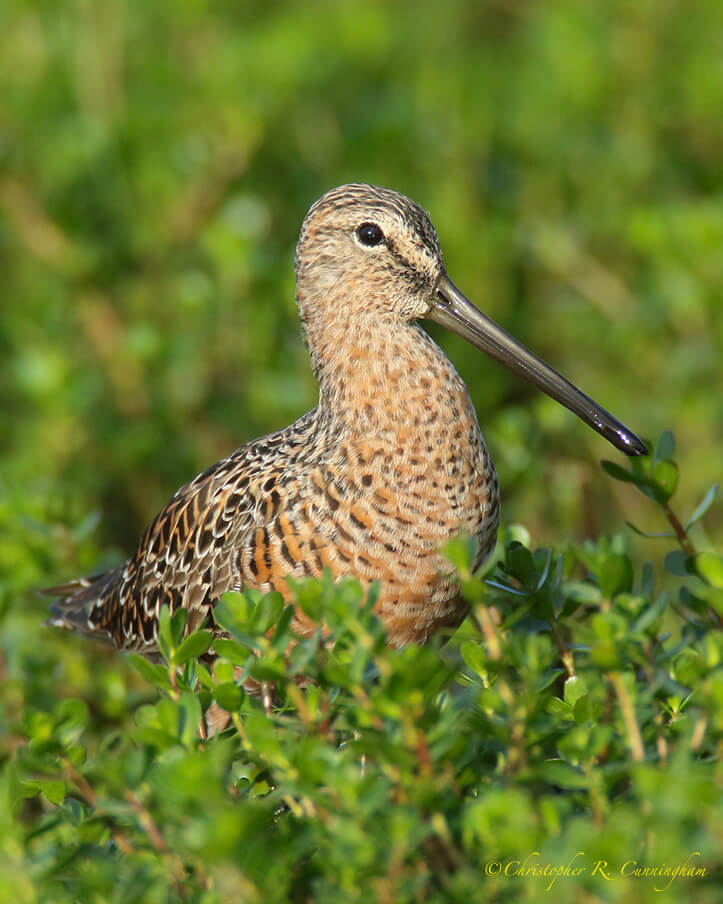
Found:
233,332 -> 500,645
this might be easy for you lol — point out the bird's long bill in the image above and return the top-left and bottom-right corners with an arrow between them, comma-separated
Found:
429,273 -> 647,457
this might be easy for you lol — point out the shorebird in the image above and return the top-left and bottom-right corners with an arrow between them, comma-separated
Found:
47,184 -> 646,657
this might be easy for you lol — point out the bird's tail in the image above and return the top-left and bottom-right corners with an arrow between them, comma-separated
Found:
43,571 -> 119,642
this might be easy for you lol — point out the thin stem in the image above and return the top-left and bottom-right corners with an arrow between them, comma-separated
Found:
63,759 -> 134,855
550,620 -> 575,678
608,673 -> 644,763
474,604 -> 502,660
124,790 -> 197,893
168,665 -> 179,699
664,503 -> 722,628
124,790 -> 169,853
663,503 -> 696,557
690,715 -> 707,753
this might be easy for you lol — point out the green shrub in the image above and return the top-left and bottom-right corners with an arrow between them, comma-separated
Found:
1,432 -> 720,903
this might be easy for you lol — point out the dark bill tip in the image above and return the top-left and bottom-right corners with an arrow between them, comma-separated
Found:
428,273 -> 648,457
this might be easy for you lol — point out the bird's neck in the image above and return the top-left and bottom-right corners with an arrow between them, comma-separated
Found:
309,314 -> 475,438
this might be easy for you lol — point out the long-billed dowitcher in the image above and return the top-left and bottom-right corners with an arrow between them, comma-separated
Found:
48,184 -> 646,655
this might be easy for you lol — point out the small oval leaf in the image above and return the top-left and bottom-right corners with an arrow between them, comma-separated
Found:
173,630 -> 213,666
563,675 -> 587,707
664,550 -> 689,577
601,460 -> 636,483
213,683 -> 244,712
652,460 -> 678,502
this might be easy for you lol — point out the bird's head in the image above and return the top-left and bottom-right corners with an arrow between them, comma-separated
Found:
295,183 -> 646,456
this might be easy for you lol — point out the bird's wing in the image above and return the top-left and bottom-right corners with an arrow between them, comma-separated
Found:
46,411 -> 320,654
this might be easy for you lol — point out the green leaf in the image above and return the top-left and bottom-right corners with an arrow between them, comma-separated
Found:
563,675 -> 587,707
213,637 -> 252,664
248,656 -> 287,683
534,548 -> 554,591
630,594 -> 668,634
129,654 -> 172,691
534,668 -> 566,692
625,521 -> 675,540
507,541 -> 535,583
600,460 -> 636,483
251,591 -> 285,634
54,699 -> 89,744
170,607 -> 188,647
591,639 -> 621,670
547,697 -> 574,720
537,761 -> 589,790
640,561 -> 655,596
214,592 -> 258,646
214,660 -> 236,684
133,701 -> 180,749
572,695 -> 593,725
244,711 -> 283,760
653,430 -> 675,464
177,691 -> 201,747
39,780 -> 67,806
213,683 -> 243,712
19,780 -> 42,800
695,553 -> 723,589
599,553 -> 633,598
194,662 -> 215,690
664,550 -> 689,577
564,581 -> 602,605
270,604 -> 295,649
217,591 -> 253,625
442,532 -> 477,573
173,630 -> 213,666
460,640 -> 486,676
652,460 -> 678,502
158,605 -> 173,662
685,484 -> 718,529
289,576 -> 325,622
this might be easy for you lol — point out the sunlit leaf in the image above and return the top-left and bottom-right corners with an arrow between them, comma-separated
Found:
652,460 -> 678,502
173,630 -> 213,666
685,484 -> 718,529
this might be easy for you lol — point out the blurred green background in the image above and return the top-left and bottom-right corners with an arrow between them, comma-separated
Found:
1,4 -> 721,899
1,0 -> 721,608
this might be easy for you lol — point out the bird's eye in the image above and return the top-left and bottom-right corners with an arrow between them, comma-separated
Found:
356,222 -> 385,247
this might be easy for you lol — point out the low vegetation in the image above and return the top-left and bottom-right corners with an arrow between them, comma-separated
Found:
2,433 -> 720,902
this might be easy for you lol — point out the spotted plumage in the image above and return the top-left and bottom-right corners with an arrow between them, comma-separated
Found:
47,183 -> 645,661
